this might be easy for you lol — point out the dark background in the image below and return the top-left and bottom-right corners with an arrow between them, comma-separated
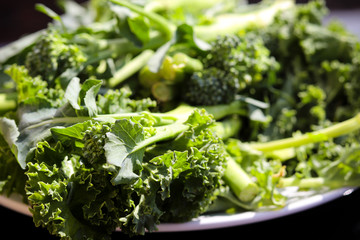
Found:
1,0 -> 360,239
0,0 -> 360,43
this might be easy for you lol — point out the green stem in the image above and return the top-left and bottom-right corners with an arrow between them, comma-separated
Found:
203,100 -> 247,120
108,49 -> 154,88
132,121 -> 189,153
167,100 -> 247,123
194,0 -> 295,41
109,0 -> 175,41
278,177 -> 325,189
210,116 -> 242,139
223,157 -> 259,202
210,118 -> 258,203
0,93 -> 17,113
251,113 -> 360,152
24,116 -> 92,131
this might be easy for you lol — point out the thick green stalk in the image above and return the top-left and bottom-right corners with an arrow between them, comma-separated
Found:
167,100 -> 247,122
210,116 -> 241,139
194,0 -> 295,41
223,157 -> 259,202
251,113 -> 360,152
132,121 -> 189,153
210,116 -> 259,202
203,101 -> 247,120
0,93 -> 17,113
278,177 -> 325,189
108,50 -> 154,88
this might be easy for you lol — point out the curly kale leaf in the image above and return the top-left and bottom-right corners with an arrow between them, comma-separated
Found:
119,151 -> 190,235
104,119 -> 146,184
119,111 -> 227,233
151,109 -> 227,222
26,141 -> 112,240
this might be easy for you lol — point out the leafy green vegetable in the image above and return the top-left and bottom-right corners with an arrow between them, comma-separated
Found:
25,27 -> 87,85
1,0 -> 360,239
183,33 -> 279,105
23,100 -> 243,237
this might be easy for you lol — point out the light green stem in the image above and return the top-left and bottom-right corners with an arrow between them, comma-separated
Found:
110,0 -> 175,40
108,50 -> 154,88
132,122 -> 189,153
194,0 -> 295,41
223,157 -> 259,202
0,93 -> 17,112
251,113 -> 360,152
278,177 -> 325,189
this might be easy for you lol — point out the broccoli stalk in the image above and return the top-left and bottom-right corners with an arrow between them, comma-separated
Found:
0,93 -> 17,113
251,113 -> 360,152
107,49 -> 155,88
111,0 -> 295,42
209,116 -> 260,202
194,0 -> 295,41
223,157 -> 260,202
278,177 -> 325,189
247,113 -> 360,190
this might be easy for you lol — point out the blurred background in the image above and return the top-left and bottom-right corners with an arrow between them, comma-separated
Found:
0,0 -> 360,43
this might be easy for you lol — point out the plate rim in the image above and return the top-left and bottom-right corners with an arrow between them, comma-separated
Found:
0,187 -> 354,232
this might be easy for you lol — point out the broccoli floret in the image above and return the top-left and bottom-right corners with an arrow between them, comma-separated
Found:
183,34 -> 278,105
205,34 -> 278,91
183,67 -> 238,105
25,27 -> 87,84
82,122 -> 111,165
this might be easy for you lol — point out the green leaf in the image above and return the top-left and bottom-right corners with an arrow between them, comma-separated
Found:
5,65 -> 48,104
80,79 -> 102,117
26,142 -> 112,239
51,121 -> 93,143
147,23 -> 210,73
104,119 -> 145,184
0,117 -> 19,155
35,3 -> 62,22
150,150 -> 190,179
128,15 -> 150,44
64,77 -> 81,110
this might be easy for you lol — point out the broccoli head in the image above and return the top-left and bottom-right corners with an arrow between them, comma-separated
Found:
182,34 -> 278,106
82,121 -> 111,166
204,34 -> 278,91
25,27 -> 87,84
183,67 -> 239,105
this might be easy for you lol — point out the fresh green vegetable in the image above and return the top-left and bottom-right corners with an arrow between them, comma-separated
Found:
1,0 -> 360,239
183,33 -> 279,105
25,27 -> 87,84
0,62 -> 255,238
14,76 -> 253,238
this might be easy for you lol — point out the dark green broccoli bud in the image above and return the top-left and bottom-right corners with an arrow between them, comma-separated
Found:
183,67 -> 239,105
82,122 -> 111,165
183,34 -> 278,106
206,34 -> 278,89
25,27 -> 87,83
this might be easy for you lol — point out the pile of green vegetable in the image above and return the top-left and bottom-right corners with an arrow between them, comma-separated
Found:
1,0 -> 360,239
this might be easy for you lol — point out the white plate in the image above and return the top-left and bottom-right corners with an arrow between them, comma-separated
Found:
0,187 -> 354,232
